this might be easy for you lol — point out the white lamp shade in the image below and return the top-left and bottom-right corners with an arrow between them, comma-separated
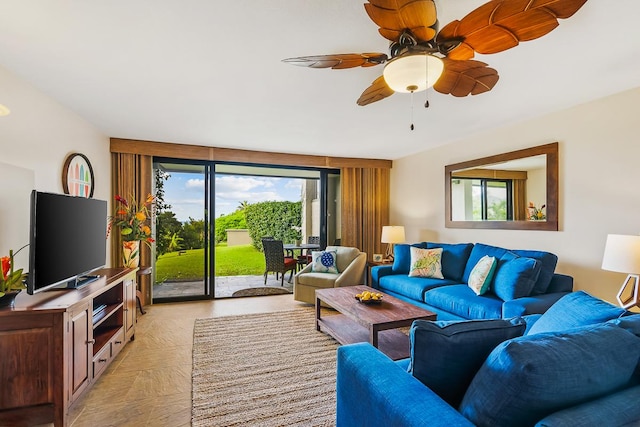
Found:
382,54 -> 444,93
381,226 -> 405,244
602,234 -> 640,274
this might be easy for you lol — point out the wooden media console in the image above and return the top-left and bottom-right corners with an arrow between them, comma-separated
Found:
0,268 -> 138,427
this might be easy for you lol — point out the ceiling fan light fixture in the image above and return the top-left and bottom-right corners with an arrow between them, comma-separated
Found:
383,53 -> 444,93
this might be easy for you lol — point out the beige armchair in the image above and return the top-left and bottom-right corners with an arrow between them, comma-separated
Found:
293,246 -> 367,304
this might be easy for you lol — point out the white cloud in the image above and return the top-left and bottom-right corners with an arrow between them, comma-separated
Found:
186,178 -> 204,189
215,175 -> 275,192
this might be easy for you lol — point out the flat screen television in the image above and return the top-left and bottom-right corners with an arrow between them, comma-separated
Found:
28,190 -> 107,294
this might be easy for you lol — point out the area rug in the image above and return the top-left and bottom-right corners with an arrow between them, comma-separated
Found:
231,286 -> 292,297
192,308 -> 339,426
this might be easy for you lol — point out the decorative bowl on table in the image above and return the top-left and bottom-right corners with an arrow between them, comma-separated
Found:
355,291 -> 383,305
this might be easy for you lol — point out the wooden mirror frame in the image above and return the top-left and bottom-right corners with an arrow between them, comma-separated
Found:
445,142 -> 558,231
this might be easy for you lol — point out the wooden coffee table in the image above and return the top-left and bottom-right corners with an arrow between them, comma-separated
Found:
315,285 -> 436,360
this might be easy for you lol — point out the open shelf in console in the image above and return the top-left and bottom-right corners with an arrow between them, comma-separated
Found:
91,281 -> 124,356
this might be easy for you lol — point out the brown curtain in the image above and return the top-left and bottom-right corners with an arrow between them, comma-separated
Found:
341,167 -> 390,261
513,179 -> 527,220
110,153 -> 152,288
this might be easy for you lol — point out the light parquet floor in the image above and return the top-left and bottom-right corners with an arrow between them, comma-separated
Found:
66,295 -> 305,427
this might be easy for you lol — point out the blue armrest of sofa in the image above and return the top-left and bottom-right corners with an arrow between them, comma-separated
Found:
545,273 -> 573,293
336,343 -> 475,427
503,292 -> 572,317
370,264 -> 394,288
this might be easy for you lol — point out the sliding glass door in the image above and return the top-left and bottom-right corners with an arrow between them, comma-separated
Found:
152,160 -> 211,302
151,158 -> 339,301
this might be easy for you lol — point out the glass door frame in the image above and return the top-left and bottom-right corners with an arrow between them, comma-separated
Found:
152,156 -> 339,301
152,157 -> 213,302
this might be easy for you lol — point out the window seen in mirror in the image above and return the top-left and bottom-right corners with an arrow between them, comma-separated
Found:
452,179 -> 513,221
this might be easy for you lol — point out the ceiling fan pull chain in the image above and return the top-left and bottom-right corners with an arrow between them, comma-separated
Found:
410,90 -> 415,131
425,53 -> 430,109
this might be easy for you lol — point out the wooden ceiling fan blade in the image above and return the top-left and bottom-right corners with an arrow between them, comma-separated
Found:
531,0 -> 589,19
357,76 -> 395,106
365,0 -> 438,42
437,0 -> 588,59
433,59 -> 499,97
282,53 -> 388,69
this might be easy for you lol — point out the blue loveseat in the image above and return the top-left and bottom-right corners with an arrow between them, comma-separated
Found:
337,291 -> 640,427
371,242 -> 573,320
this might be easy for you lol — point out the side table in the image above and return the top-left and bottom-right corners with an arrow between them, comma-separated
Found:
136,266 -> 153,315
366,260 -> 392,286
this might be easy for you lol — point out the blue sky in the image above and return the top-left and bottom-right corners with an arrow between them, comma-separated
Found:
162,172 -> 303,222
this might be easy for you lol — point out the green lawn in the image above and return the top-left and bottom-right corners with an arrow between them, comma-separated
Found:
155,244 -> 265,283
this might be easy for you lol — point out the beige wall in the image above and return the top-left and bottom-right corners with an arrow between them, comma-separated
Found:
391,87 -> 640,304
0,65 -> 111,268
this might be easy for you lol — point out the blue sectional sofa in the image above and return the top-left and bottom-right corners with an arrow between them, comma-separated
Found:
337,291 -> 640,427
371,242 -> 573,320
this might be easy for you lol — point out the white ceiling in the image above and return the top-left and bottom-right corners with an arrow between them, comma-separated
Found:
0,1 -> 638,160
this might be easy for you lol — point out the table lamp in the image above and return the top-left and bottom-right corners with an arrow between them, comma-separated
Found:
381,226 -> 405,262
601,234 -> 640,309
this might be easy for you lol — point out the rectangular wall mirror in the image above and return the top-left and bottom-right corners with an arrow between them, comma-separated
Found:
445,142 -> 558,231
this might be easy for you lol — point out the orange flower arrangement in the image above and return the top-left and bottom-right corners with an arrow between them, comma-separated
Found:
0,246 -> 27,296
107,194 -> 156,246
527,202 -> 546,221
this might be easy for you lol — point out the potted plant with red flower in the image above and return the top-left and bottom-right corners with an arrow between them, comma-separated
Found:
0,247 -> 27,307
108,194 -> 156,267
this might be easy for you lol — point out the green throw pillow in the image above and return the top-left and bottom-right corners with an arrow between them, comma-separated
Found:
408,247 -> 444,279
468,255 -> 497,295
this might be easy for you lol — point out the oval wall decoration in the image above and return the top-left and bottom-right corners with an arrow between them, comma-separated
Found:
62,153 -> 95,198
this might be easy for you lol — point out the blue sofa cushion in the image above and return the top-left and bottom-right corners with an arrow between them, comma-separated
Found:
462,244 -> 511,283
528,291 -> 625,335
491,256 -> 541,301
512,249 -> 558,295
378,275 -> 455,302
460,323 -> 640,427
392,243 -> 428,275
408,317 -> 526,407
610,313 -> 640,336
426,242 -> 474,282
535,385 -> 640,427
424,285 -> 503,320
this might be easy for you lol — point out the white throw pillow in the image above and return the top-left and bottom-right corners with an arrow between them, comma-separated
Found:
408,247 -> 444,279
311,251 -> 338,273
468,255 -> 497,295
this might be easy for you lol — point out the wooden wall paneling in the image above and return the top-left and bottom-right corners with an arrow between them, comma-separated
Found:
138,155 -> 152,293
340,167 -> 390,261
110,138 -> 392,170
111,138 -> 213,161
340,168 -> 363,249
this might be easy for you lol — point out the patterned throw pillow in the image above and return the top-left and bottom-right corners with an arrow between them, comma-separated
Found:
468,255 -> 497,295
311,251 -> 338,274
408,247 -> 444,278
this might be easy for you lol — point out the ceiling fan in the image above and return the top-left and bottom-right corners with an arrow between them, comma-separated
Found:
283,0 -> 588,106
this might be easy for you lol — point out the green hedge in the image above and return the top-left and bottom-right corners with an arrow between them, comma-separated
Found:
245,201 -> 301,250
213,210 -> 247,244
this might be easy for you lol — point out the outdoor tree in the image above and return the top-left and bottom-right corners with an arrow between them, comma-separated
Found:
156,211 -> 182,255
154,169 -> 175,257
182,217 -> 205,249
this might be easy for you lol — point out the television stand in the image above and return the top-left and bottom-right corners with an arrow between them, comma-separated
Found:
0,268 -> 138,427
66,274 -> 101,289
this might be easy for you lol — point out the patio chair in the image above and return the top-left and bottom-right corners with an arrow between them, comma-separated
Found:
263,239 -> 298,286
297,235 -> 321,269
293,245 -> 366,304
